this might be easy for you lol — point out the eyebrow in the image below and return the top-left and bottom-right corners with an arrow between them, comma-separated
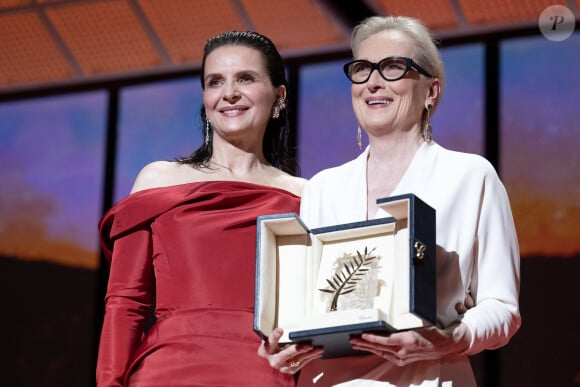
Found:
204,69 -> 262,80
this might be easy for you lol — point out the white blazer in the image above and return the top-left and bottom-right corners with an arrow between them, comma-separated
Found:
298,142 -> 521,386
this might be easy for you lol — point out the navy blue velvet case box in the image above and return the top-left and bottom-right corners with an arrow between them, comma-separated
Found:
254,193 -> 436,358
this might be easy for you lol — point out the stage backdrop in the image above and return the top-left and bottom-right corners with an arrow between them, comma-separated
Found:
0,33 -> 579,387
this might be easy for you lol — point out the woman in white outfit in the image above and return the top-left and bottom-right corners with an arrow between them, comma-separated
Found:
259,15 -> 521,386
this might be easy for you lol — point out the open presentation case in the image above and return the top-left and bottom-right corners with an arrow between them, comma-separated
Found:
254,193 -> 436,358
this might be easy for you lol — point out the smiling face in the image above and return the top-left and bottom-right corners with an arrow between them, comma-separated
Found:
351,29 -> 437,139
202,44 -> 286,147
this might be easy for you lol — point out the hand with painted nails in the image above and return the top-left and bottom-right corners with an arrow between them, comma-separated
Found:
257,328 -> 324,375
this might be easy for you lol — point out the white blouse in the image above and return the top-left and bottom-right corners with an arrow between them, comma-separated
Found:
298,142 -> 521,387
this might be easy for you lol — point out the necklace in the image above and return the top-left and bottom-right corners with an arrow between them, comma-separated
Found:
208,160 -> 232,172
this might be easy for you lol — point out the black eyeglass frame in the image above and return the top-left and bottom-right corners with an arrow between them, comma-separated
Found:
343,56 -> 433,84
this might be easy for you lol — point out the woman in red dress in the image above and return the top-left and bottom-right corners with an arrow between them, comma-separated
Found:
96,31 -> 313,386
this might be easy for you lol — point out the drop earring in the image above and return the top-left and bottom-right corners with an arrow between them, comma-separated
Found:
422,104 -> 433,143
357,126 -> 362,150
204,119 -> 211,147
272,98 -> 286,119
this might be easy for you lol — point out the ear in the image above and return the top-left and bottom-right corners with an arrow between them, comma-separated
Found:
276,85 -> 287,100
425,78 -> 440,107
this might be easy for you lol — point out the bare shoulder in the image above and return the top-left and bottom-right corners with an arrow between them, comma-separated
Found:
274,172 -> 306,197
130,161 -> 182,193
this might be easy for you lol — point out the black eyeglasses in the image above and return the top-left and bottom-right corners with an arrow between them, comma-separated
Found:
343,56 -> 433,84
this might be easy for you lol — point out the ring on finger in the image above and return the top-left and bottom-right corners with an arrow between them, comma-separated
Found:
287,358 -> 301,367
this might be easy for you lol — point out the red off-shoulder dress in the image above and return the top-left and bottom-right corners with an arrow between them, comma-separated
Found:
96,181 -> 298,386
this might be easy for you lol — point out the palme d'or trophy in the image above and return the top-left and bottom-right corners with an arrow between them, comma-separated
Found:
318,247 -> 381,313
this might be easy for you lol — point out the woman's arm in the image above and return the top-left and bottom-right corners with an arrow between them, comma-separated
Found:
96,226 -> 155,386
459,168 -> 521,354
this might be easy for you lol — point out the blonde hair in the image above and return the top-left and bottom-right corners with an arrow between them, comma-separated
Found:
351,16 -> 445,112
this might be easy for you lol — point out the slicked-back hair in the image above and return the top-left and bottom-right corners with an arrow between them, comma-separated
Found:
176,31 -> 295,175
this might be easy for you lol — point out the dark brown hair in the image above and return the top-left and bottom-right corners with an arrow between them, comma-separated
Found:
176,31 -> 295,175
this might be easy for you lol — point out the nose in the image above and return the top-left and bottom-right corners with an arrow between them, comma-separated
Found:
366,69 -> 384,90
223,80 -> 241,102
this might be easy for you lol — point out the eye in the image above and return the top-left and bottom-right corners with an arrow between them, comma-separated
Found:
205,77 -> 223,88
381,59 -> 406,72
238,74 -> 256,84
350,61 -> 371,75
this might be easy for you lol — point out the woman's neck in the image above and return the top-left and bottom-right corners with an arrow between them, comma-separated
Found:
209,139 -> 268,176
365,132 -> 424,219
367,131 -> 424,167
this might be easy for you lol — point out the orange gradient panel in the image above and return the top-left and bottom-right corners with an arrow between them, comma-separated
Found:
46,0 -> 162,75
241,0 -> 347,52
138,0 -> 246,64
459,0 -> 567,25
0,12 -> 74,86
0,0 -> 29,8
371,0 -> 458,31
509,189 -> 579,257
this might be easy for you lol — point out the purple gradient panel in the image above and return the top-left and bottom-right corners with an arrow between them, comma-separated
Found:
0,92 -> 107,268
500,33 -> 580,257
434,44 -> 484,155
114,78 -> 203,202
297,60 -> 359,179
